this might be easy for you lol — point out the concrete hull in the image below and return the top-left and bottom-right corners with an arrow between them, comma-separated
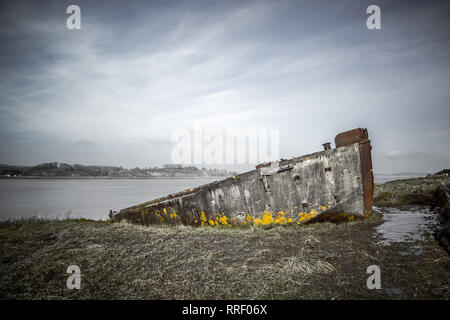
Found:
112,128 -> 374,226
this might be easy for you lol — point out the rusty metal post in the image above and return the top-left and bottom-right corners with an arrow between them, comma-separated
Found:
322,142 -> 331,150
334,128 -> 374,215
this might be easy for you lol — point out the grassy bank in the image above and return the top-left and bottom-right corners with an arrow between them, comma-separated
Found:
0,212 -> 448,300
374,173 -> 450,207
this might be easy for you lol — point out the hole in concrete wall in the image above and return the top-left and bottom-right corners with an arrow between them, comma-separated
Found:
219,194 -> 225,207
293,175 -> 301,182
301,202 -> 309,209
333,195 -> 340,203
260,176 -> 271,193
325,167 -> 331,172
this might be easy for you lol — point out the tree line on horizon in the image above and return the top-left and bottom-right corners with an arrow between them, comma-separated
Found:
0,162 -> 237,178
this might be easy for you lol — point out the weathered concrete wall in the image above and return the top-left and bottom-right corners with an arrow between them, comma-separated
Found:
112,129 -> 373,226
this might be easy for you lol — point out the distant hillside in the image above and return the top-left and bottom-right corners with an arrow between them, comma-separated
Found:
434,169 -> 450,176
0,162 -> 236,178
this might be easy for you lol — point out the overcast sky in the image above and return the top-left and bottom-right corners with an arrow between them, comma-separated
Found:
0,0 -> 449,173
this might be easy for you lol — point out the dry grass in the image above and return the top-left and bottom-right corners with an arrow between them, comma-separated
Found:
0,212 -> 449,300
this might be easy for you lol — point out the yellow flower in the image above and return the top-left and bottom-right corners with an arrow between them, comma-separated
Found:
274,211 -> 286,224
209,219 -> 215,226
200,211 -> 207,222
261,211 -> 273,225
219,215 -> 228,225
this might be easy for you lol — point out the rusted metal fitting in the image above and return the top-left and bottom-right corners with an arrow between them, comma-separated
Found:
256,161 -> 271,169
322,142 -> 331,150
335,128 -> 369,148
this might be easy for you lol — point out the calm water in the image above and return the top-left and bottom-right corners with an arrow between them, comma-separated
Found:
374,206 -> 440,246
373,173 -> 439,246
0,178 -> 217,220
373,173 -> 427,184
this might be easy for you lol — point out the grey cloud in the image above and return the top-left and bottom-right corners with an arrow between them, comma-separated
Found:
425,130 -> 449,138
385,150 -> 429,160
73,139 -> 95,147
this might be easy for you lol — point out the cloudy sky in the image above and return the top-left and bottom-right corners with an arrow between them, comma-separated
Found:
0,0 -> 449,173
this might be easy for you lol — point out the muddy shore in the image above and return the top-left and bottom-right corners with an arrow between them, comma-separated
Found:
0,174 -> 449,300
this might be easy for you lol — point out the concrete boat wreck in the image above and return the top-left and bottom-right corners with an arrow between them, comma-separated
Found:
111,128 -> 374,226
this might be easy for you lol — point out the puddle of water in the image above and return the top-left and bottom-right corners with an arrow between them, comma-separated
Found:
374,206 -> 440,246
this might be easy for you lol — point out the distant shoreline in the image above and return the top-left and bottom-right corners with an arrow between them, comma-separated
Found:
0,176 -> 224,180
0,162 -> 237,180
